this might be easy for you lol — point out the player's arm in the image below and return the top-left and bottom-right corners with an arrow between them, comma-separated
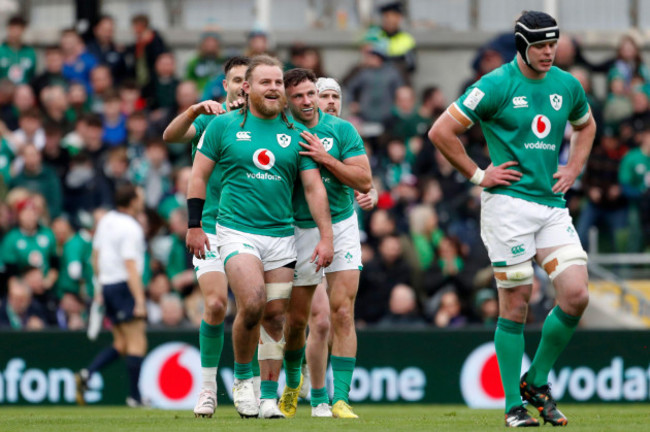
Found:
355,184 -> 378,211
552,112 -> 596,194
186,151 -> 216,259
300,168 -> 334,271
428,109 -> 522,187
124,259 -> 146,318
299,131 -> 372,193
162,100 -> 225,144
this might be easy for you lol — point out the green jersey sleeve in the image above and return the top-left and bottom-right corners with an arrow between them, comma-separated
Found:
1,231 -> 16,265
567,75 -> 590,125
197,116 -> 225,162
193,114 -> 213,138
454,76 -> 502,124
340,122 -> 366,159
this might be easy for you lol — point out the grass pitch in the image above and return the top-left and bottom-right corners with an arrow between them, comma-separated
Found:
1,404 -> 648,432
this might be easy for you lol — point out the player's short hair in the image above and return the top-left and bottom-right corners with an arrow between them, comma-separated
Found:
114,183 -> 138,209
284,68 -> 317,90
224,56 -> 251,76
131,14 -> 149,27
8,15 -> 27,27
244,55 -> 283,82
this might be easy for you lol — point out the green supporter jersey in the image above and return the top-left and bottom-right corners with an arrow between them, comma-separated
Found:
57,230 -> 93,298
1,226 -> 56,274
0,42 -> 37,84
0,136 -> 15,185
618,148 -> 650,195
454,58 -> 591,208
292,110 -> 366,228
190,103 -> 227,235
198,110 -> 316,237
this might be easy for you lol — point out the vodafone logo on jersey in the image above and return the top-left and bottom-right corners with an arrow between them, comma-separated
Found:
253,149 -> 276,170
140,342 -> 201,409
460,342 -> 531,408
531,115 -> 551,139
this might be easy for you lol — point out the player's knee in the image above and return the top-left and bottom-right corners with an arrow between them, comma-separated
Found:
331,302 -> 354,330
204,294 -> 227,316
238,298 -> 265,330
563,286 -> 590,315
493,261 -> 534,289
262,310 -> 285,334
258,326 -> 285,361
542,245 -> 588,282
310,312 -> 330,337
287,310 -> 309,333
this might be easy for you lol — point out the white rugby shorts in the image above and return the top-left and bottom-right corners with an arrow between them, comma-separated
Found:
192,233 -> 225,277
216,224 -> 296,272
480,192 -> 582,266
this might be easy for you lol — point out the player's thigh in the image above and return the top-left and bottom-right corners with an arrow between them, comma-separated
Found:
310,283 -> 330,319
294,226 -> 323,287
326,270 -> 361,310
217,224 -> 265,302
534,206 -> 583,251
325,214 -> 363,275
260,234 -> 297,272
288,284 -> 317,327
480,192 -> 539,266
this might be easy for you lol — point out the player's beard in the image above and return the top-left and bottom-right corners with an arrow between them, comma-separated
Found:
250,90 -> 286,117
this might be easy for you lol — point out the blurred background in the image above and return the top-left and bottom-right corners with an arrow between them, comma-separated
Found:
0,0 -> 649,408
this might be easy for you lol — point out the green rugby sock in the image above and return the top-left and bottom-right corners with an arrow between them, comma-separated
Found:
199,321 -> 224,368
495,317 -> 525,413
234,361 -> 253,380
283,346 -> 305,389
261,380 -> 278,400
310,387 -> 329,407
331,355 -> 355,404
527,306 -> 581,388
252,346 -> 260,377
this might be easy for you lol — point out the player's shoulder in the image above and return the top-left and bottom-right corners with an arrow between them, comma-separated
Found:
548,66 -> 582,87
206,110 -> 243,130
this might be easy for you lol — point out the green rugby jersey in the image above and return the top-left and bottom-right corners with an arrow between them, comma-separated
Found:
619,148 -> 650,195
190,103 -> 226,235
292,110 -> 366,228
453,58 -> 590,207
0,42 -> 37,84
198,110 -> 316,237
57,230 -> 93,298
1,226 -> 56,274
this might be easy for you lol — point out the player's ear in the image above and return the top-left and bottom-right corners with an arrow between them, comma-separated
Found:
222,79 -> 228,93
242,80 -> 251,95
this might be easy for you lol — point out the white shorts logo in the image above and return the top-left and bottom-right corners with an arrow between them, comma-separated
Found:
531,115 -> 551,139
253,149 -> 276,170
463,87 -> 485,111
460,342 -> 531,408
321,137 -> 333,152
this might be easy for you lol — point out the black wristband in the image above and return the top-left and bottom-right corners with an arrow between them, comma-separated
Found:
187,198 -> 205,228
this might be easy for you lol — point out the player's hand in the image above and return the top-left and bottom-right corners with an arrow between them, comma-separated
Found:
481,162 -> 523,187
355,189 -> 377,210
186,227 -> 210,259
311,237 -> 334,272
191,100 -> 226,117
228,97 -> 245,111
552,165 -> 580,194
133,300 -> 147,318
299,131 -> 332,165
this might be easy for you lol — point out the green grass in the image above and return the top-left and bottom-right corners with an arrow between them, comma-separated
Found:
1,404 -> 648,432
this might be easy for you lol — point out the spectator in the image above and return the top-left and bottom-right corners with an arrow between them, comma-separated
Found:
0,119 -> 16,186
619,87 -> 650,147
577,128 -> 629,252
185,31 -> 224,93
363,1 -> 416,79
60,28 -> 98,94
285,43 -> 327,77
103,147 -> 131,198
619,124 -> 650,251
158,166 -> 190,222
0,277 -> 45,329
55,213 -> 94,299
125,14 -> 168,88
1,198 -> 58,286
131,138 -> 171,208
30,45 -> 67,100
125,111 -> 148,164
345,41 -> 404,127
63,152 -> 112,225
86,15 -> 128,83
460,46 -> 504,94
9,107 -> 45,153
41,122 -> 70,179
377,283 -> 427,327
245,28 -> 270,57
474,288 -> 498,327
0,79 -> 17,129
527,269 -> 555,325
357,234 -> 411,325
157,293 -> 192,328
166,208 -> 194,295
382,138 -> 412,189
608,32 -> 649,96
143,52 -> 179,110
21,265 -> 58,326
146,272 -> 171,325
40,86 -> 74,133
0,16 -> 37,85
89,65 -> 114,113
432,289 -> 467,328
101,91 -> 127,147
119,79 -> 146,116
10,144 -> 62,217
67,82 -> 91,123
408,204 -> 444,272
56,292 -> 85,329
425,236 -> 470,299
8,84 -> 37,133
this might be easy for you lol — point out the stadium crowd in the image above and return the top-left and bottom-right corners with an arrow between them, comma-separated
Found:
0,6 -> 647,332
